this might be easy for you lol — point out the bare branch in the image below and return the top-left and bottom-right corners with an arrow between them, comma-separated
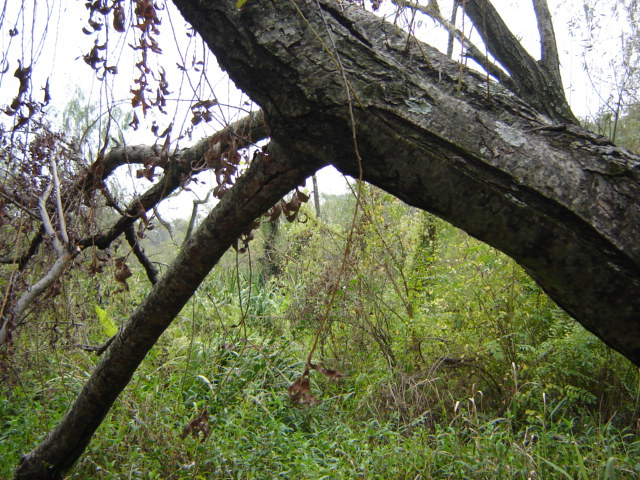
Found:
152,207 -> 174,242
78,110 -> 268,251
14,141 -> 324,479
124,225 -> 158,285
446,2 -> 458,58
0,163 -> 79,348
460,0 -> 576,123
393,0 -> 514,88
2,111 -> 269,349
462,0 -> 536,81
183,190 -> 212,244
532,0 -> 562,83
0,251 -> 76,348
49,154 -> 69,246
38,182 -> 64,255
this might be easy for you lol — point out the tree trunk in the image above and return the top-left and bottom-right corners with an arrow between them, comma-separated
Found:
171,0 -> 640,364
312,173 -> 321,219
13,0 -> 640,477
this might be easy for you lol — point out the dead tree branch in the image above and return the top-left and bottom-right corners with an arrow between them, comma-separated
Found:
124,225 -> 159,285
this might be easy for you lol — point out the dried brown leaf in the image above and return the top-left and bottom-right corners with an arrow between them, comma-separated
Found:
179,410 -> 210,442
114,257 -> 132,291
288,375 -> 318,405
113,4 -> 126,32
296,189 -> 310,203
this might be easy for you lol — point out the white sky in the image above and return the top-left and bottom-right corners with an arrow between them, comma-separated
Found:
0,0 -> 633,218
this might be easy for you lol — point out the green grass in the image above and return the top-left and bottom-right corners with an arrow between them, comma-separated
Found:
3,332 -> 639,479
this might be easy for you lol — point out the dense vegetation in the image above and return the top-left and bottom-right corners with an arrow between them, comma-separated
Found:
2,184 -> 639,479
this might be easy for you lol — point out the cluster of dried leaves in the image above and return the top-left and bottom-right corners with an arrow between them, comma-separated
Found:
0,128 -> 92,348
130,0 -> 168,124
288,363 -> 345,406
232,186 -> 311,254
82,0 -> 168,129
179,409 -> 210,442
3,62 -> 50,130
82,1 -> 125,77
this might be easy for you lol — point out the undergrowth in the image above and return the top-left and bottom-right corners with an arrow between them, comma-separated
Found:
2,191 -> 639,479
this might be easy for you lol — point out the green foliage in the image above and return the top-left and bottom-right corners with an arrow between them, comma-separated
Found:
2,185 -> 640,478
585,102 -> 640,153
94,305 -> 118,337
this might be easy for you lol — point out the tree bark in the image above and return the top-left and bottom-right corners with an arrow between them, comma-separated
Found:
312,173 -> 321,219
1,112 -> 268,349
171,0 -> 640,364
461,0 -> 577,123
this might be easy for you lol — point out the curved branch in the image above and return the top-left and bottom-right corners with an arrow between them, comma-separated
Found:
124,225 -> 158,285
0,252 -> 75,348
13,142 -> 324,479
183,190 -> 212,244
170,0 -> 640,365
78,110 -> 268,250
2,111 -> 269,349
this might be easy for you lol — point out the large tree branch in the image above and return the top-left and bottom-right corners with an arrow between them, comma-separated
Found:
13,0 -> 640,476
170,0 -> 640,365
2,112 -> 269,349
78,110 -> 268,250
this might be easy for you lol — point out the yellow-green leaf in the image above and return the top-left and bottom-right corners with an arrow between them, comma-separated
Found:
236,0 -> 248,8
94,305 -> 118,337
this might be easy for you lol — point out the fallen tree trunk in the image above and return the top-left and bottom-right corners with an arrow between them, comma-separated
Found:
169,0 -> 640,363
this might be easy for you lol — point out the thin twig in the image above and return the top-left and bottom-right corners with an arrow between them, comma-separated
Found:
303,1 -> 367,374
38,181 -> 64,255
50,153 -> 69,246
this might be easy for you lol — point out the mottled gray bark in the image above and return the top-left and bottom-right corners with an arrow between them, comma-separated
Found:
170,0 -> 640,364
